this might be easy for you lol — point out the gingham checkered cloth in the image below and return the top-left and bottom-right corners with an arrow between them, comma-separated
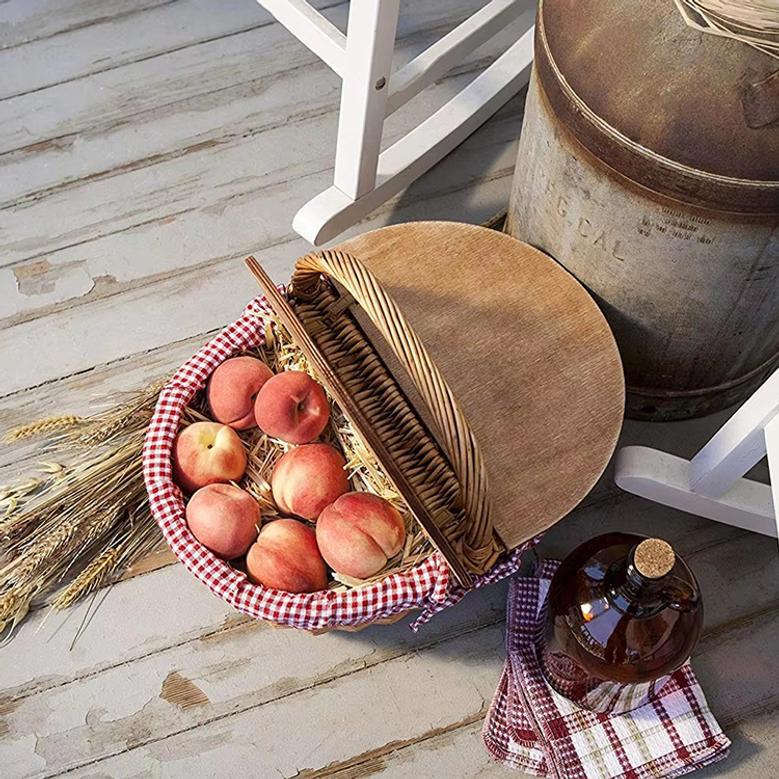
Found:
143,293 -> 534,632
483,560 -> 730,778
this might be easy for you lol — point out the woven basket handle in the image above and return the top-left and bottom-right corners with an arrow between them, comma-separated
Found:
292,250 -> 499,574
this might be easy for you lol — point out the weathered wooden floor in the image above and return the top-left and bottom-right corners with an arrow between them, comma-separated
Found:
1,1 -> 777,777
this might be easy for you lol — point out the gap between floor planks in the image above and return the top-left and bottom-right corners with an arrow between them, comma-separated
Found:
19,566 -> 779,778
1,0 -> 346,101
1,499 -> 771,706
287,712 -> 490,779
0,0 -> 176,50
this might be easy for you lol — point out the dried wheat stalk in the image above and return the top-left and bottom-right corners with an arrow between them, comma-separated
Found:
0,390 -> 162,636
674,0 -> 779,57
4,416 -> 85,443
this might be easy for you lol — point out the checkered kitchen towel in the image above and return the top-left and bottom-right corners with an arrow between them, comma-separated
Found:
483,561 -> 730,778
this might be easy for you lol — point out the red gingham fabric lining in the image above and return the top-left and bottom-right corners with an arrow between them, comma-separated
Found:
482,561 -> 730,777
143,293 -> 534,631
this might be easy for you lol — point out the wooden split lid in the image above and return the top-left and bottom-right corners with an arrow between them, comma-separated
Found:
247,222 -> 624,585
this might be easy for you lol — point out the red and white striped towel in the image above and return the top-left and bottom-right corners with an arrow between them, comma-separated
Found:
483,560 -> 730,778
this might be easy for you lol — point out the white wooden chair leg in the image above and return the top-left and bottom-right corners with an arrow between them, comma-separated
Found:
615,369 -> 779,539
334,0 -> 400,199
689,370 -> 779,497
258,0 -> 347,75
614,446 -> 776,538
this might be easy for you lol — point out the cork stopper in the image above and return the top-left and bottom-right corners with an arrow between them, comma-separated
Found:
633,538 -> 675,579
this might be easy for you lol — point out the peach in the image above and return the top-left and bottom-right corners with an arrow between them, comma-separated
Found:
271,443 -> 349,520
207,356 -> 273,430
186,483 -> 259,559
254,370 -> 330,444
246,519 -> 328,593
316,492 -> 406,579
172,421 -> 247,494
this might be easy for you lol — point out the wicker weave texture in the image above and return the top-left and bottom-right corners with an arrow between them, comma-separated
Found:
291,250 -> 502,577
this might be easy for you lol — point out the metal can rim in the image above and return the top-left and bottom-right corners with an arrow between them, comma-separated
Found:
534,0 -> 779,215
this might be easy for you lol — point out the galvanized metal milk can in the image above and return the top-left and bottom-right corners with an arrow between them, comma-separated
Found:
507,0 -> 779,419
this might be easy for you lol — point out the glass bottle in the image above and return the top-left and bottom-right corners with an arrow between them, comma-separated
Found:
540,533 -> 702,714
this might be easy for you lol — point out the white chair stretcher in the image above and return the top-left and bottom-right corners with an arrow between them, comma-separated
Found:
257,0 -> 535,245
615,369 -> 779,540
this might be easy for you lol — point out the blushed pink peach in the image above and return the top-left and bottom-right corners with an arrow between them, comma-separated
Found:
186,483 -> 259,559
246,519 -> 328,593
271,443 -> 349,520
255,371 -> 330,444
316,492 -> 405,579
172,421 -> 247,494
207,356 -> 273,430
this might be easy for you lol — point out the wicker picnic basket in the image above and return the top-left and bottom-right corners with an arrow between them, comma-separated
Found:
143,222 -> 624,632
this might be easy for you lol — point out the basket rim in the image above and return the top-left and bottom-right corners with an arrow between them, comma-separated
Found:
142,291 -> 473,631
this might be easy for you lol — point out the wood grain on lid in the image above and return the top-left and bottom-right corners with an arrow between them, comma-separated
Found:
335,222 -> 625,550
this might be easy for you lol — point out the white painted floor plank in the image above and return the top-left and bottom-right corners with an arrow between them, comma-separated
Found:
0,1 -> 341,156
1,1 -> 775,777
56,624 -> 504,779
0,565 -> 231,697
0,15 -> 524,284
0,0 -> 172,49
0,103 -> 521,395
1,0 -> 298,100
1,593 -> 507,776
337,718 -> 521,779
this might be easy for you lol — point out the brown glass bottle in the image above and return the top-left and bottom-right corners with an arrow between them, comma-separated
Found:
541,533 -> 702,714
